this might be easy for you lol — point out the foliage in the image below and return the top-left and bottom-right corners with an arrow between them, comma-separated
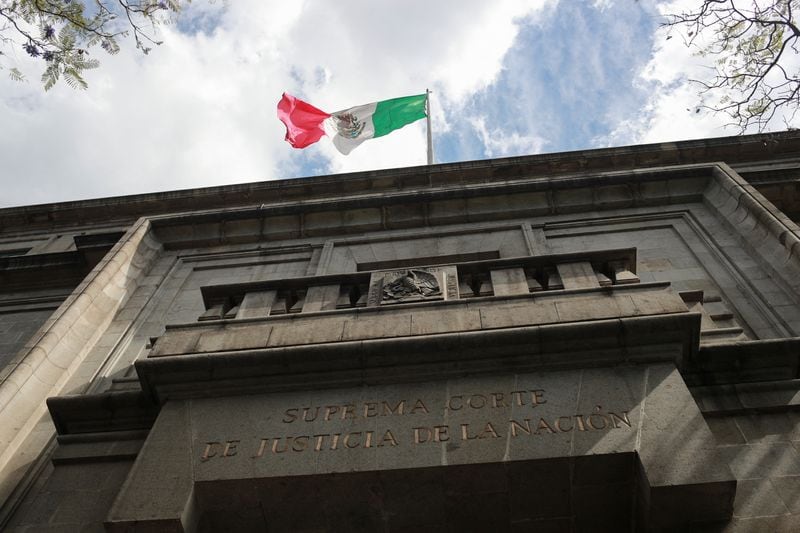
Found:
0,1 -> 185,89
663,0 -> 800,132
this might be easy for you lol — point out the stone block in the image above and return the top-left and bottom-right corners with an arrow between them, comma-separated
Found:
52,439 -> 143,464
556,262 -> 600,290
149,329 -> 201,357
303,211 -> 342,235
555,295 -> 621,322
544,269 -> 564,290
629,289 -> 688,315
442,463 -> 507,496
611,263 -> 640,284
573,452 -> 635,486
466,192 -> 550,218
636,364 -> 735,489
594,184 -> 634,208
490,268 -> 529,296
721,442 -> 800,480
733,478 -> 789,518
479,302 -> 559,329
221,218 -> 261,244
380,468 -> 447,529
706,417 -> 746,445
105,401 -> 195,531
596,272 -> 613,287
198,304 -> 224,321
237,290 -> 277,319
507,459 -> 571,520
573,482 -> 632,532
303,285 -> 340,313
553,188 -> 593,213
342,313 -> 412,341
51,488 -> 119,525
195,325 -> 272,353
445,491 -> 510,531
427,198 -> 467,225
736,413 -> 796,443
267,317 -> 346,346
410,308 -> 481,335
384,202 -> 426,229
342,208 -> 382,231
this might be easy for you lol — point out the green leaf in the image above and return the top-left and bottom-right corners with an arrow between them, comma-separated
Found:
63,67 -> 87,90
8,68 -> 25,82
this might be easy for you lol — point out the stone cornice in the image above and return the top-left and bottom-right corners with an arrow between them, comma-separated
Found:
2,130 -> 800,232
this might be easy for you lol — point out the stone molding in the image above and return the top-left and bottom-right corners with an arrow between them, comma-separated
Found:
707,164 -> 800,294
137,310 -> 700,404
2,130 -> 800,233
0,218 -> 161,508
105,364 -> 736,531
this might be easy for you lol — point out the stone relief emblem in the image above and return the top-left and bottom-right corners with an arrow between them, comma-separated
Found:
382,269 -> 441,301
333,112 -> 365,139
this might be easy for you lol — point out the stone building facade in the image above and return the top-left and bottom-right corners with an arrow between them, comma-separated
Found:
1,132 -> 800,531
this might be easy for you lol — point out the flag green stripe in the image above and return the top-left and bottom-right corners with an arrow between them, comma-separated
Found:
372,94 -> 427,138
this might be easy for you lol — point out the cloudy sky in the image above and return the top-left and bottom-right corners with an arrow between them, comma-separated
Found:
0,0 -> 796,208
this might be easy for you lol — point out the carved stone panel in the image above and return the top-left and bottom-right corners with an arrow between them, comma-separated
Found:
367,266 -> 458,306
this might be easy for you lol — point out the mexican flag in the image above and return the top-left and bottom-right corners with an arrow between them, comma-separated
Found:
277,93 -> 428,155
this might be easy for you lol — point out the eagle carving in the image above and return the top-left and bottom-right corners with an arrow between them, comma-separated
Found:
382,269 -> 441,301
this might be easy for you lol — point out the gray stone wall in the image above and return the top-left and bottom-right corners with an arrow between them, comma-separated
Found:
4,460 -> 133,533
2,141 -> 800,531
0,309 -> 55,370
705,413 -> 800,531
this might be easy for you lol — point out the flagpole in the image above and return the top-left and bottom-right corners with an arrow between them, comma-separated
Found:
426,89 -> 434,165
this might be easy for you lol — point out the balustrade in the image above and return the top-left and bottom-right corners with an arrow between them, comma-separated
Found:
197,248 -> 640,321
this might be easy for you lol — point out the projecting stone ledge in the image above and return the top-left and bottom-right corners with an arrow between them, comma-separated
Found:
140,281 -> 699,400
103,364 -> 734,532
150,282 -> 691,356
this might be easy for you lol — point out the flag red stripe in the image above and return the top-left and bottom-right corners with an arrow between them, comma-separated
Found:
277,93 -> 331,149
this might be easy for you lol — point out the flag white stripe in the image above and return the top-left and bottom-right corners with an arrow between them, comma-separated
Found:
323,102 -> 378,155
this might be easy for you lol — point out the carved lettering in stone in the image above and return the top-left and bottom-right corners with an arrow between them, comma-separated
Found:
198,389 -> 636,463
445,272 -> 459,300
366,277 -> 384,307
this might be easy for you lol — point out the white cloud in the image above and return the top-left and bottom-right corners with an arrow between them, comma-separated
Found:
469,116 -> 547,158
13,0 -> 794,208
598,22 -> 734,146
591,0 -> 615,11
0,1 -> 556,207
608,0 -> 800,147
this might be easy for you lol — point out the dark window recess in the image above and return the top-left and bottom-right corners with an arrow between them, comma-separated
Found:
0,248 -> 30,258
73,232 -> 125,251
357,251 -> 500,272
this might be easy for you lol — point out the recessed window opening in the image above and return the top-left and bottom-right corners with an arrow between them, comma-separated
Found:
357,251 -> 499,272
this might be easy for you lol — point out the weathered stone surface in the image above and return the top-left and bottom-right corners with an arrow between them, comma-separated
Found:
146,283 -> 692,361
150,329 -> 201,357
195,325 -> 271,353
105,364 -> 732,530
490,268 -> 529,296
143,369 -> 641,479
5,461 -> 133,533
11,133 -> 800,532
198,364 -> 732,529
302,284 -> 340,313
342,313 -> 412,341
237,290 -> 276,319
556,262 -> 600,290
105,401 -> 195,532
